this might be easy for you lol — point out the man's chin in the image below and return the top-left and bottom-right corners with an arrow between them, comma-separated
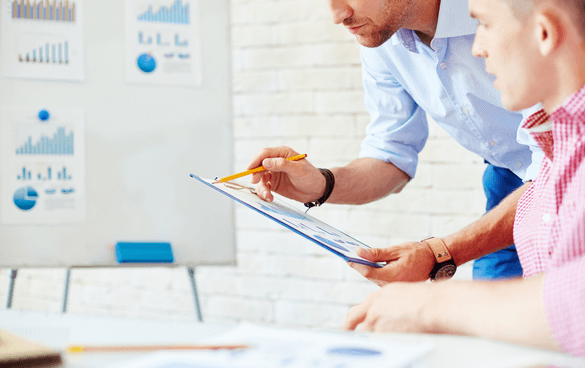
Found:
355,31 -> 393,48
501,98 -> 528,112
356,36 -> 387,48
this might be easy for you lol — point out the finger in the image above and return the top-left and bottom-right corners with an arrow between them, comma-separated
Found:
356,246 -> 401,262
356,316 -> 376,332
250,172 -> 263,184
341,304 -> 368,331
347,262 -> 388,287
254,181 -> 274,202
261,156 -> 308,178
246,146 -> 299,170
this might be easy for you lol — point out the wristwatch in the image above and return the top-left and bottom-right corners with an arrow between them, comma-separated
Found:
422,237 -> 457,282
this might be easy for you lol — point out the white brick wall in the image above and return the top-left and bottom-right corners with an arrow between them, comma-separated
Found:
0,0 -> 485,328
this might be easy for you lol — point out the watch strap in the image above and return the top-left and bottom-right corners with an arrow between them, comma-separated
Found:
304,168 -> 335,209
422,237 -> 453,263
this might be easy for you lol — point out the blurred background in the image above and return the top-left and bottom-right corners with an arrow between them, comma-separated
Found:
0,0 -> 485,329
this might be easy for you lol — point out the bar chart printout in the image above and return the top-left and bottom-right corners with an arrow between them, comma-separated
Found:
19,41 -> 69,64
0,107 -> 86,224
11,0 -> 76,22
15,127 -> 74,155
138,0 -> 189,24
17,166 -> 72,181
1,0 -> 85,81
126,0 -> 201,86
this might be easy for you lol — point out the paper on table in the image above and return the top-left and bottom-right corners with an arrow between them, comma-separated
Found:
190,175 -> 384,268
106,323 -> 433,368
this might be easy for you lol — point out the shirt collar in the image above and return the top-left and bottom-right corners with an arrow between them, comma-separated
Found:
434,0 -> 478,38
522,109 -> 550,130
550,83 -> 585,122
523,109 -> 554,162
390,0 -> 478,49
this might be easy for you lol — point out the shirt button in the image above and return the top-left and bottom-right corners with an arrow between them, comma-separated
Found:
439,63 -> 447,69
489,140 -> 497,146
515,162 -> 522,168
462,107 -> 469,114
542,213 -> 551,223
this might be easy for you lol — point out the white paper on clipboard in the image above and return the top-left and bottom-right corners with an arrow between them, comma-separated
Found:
190,174 -> 384,268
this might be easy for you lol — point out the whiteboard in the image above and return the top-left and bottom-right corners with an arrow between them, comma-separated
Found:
0,0 -> 235,267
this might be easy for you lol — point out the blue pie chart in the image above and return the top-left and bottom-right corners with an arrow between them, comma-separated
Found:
13,186 -> 38,211
137,53 -> 156,73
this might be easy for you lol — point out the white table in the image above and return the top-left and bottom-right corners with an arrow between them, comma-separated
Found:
0,310 -> 583,368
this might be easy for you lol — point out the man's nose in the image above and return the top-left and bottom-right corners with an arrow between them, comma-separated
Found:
471,38 -> 486,58
328,0 -> 353,24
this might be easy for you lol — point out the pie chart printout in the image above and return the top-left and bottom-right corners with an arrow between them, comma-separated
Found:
13,186 -> 38,211
137,53 -> 156,73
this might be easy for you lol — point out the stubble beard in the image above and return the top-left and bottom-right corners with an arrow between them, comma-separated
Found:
349,2 -> 407,48
356,27 -> 396,48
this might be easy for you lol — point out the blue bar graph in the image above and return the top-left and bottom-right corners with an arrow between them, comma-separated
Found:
19,41 -> 69,64
15,127 -> 74,156
17,166 -> 70,181
137,0 -> 190,25
175,34 -> 188,46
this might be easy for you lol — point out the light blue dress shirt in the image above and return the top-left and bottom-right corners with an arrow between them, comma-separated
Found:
358,0 -> 542,181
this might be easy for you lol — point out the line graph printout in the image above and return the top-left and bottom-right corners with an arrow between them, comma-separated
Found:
125,0 -> 201,86
1,0 -> 85,81
0,107 -> 86,224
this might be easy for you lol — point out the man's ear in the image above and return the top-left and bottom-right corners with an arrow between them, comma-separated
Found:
534,10 -> 564,56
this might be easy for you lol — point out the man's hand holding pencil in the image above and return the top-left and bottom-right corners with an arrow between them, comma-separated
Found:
247,146 -> 327,204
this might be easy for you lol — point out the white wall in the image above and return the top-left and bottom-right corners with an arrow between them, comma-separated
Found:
0,0 -> 486,329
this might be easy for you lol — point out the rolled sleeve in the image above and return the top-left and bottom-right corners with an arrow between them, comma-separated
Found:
544,257 -> 585,356
358,47 -> 428,179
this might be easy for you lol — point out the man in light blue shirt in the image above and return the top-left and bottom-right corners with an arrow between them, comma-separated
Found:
248,0 -> 542,282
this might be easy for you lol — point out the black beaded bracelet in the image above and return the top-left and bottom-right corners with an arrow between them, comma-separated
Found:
304,168 -> 335,210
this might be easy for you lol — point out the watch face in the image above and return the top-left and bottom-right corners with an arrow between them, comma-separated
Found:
435,264 -> 456,280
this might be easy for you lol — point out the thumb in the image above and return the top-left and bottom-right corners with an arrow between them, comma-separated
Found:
356,247 -> 397,262
262,157 -> 303,175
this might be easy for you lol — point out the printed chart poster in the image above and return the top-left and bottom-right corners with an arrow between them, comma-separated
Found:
0,107 -> 86,224
125,0 -> 202,87
0,0 -> 85,81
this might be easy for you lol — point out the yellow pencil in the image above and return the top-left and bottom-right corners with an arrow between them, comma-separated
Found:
68,344 -> 249,353
213,153 -> 307,184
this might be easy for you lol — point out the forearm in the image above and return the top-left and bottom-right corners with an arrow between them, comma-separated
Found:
328,158 -> 410,205
425,275 -> 559,351
443,182 -> 531,266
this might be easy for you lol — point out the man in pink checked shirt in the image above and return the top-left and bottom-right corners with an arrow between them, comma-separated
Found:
341,0 -> 585,356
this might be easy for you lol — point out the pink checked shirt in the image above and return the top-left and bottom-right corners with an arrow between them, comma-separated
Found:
514,86 -> 585,356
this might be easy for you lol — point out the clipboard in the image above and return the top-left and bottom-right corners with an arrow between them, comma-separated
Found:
190,175 -> 383,268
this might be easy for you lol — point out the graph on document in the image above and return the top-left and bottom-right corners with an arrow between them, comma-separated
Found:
137,0 -> 190,25
18,41 -> 69,64
17,166 -> 72,181
15,127 -> 74,155
11,0 -> 76,22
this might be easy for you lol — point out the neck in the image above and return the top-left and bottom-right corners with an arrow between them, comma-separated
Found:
413,0 -> 441,47
542,43 -> 585,113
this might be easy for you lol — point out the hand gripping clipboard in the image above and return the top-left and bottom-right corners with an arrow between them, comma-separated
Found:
190,174 -> 384,268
